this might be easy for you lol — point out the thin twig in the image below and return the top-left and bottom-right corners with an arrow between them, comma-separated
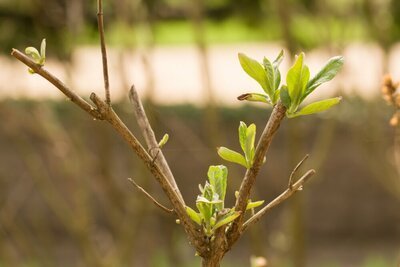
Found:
97,0 -> 111,105
288,154 -> 309,189
242,169 -> 316,232
227,102 -> 286,247
128,178 -> 174,214
11,49 -> 101,119
129,85 -> 184,203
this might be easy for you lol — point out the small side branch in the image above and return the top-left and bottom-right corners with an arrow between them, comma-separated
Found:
242,169 -> 315,232
11,49 -> 101,119
288,154 -> 309,189
97,0 -> 111,105
129,85 -> 184,204
128,178 -> 174,214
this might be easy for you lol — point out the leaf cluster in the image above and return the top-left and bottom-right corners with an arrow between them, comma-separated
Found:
238,51 -> 344,118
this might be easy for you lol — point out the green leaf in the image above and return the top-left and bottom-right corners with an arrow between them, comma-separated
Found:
238,121 -> 247,153
246,200 -> 264,210
213,211 -> 241,230
237,93 -> 269,104
288,97 -> 342,118
186,206 -> 202,225
238,53 -> 268,92
245,123 -> 256,166
207,165 -> 228,209
25,47 -> 41,63
262,57 -> 275,97
286,53 -> 310,112
304,56 -> 344,100
196,200 -> 212,223
218,147 -> 247,168
272,50 -> 284,93
39,38 -> 46,65
280,85 -> 291,108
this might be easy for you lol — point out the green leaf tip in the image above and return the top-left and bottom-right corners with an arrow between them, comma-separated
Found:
24,38 -> 47,73
238,53 -> 268,92
217,147 -> 247,168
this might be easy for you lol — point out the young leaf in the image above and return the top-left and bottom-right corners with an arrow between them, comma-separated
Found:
280,85 -> 291,108
288,97 -> 342,118
304,56 -> 344,100
238,121 -> 247,153
272,50 -> 284,94
286,53 -> 310,112
245,123 -> 256,166
246,200 -> 265,210
212,211 -> 241,231
207,165 -> 228,209
186,206 -> 202,225
238,53 -> 268,92
196,201 -> 212,223
218,147 -> 248,168
39,38 -> 46,65
237,93 -> 269,104
262,57 -> 275,97
25,47 -> 41,63
158,133 -> 169,148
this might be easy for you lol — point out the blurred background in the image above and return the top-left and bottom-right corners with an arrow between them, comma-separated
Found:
0,0 -> 400,266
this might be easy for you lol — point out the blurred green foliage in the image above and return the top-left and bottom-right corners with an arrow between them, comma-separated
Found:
1,0 -> 400,56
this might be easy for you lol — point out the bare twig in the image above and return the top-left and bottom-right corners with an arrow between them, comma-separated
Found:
288,154 -> 309,189
11,49 -> 206,255
242,169 -> 316,232
129,85 -> 184,203
11,49 -> 101,119
97,0 -> 111,105
128,178 -> 174,214
227,102 -> 286,247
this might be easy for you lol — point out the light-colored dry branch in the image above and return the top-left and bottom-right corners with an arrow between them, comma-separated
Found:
129,85 -> 184,204
128,178 -> 174,214
97,0 -> 111,105
227,102 -> 286,247
242,169 -> 315,232
288,154 -> 309,189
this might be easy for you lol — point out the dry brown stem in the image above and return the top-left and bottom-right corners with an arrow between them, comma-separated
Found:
97,0 -> 111,105
129,85 -> 184,203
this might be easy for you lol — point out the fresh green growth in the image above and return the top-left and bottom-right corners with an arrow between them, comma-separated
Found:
25,38 -> 46,74
158,134 -> 169,148
217,121 -> 256,169
238,51 -> 344,118
186,165 -> 241,237
238,50 -> 283,105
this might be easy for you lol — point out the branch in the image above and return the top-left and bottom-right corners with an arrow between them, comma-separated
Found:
11,49 -> 101,119
129,85 -> 184,204
128,178 -> 174,214
288,154 -> 309,189
227,102 -> 286,246
11,49 -> 207,255
242,169 -> 315,232
97,0 -> 111,105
